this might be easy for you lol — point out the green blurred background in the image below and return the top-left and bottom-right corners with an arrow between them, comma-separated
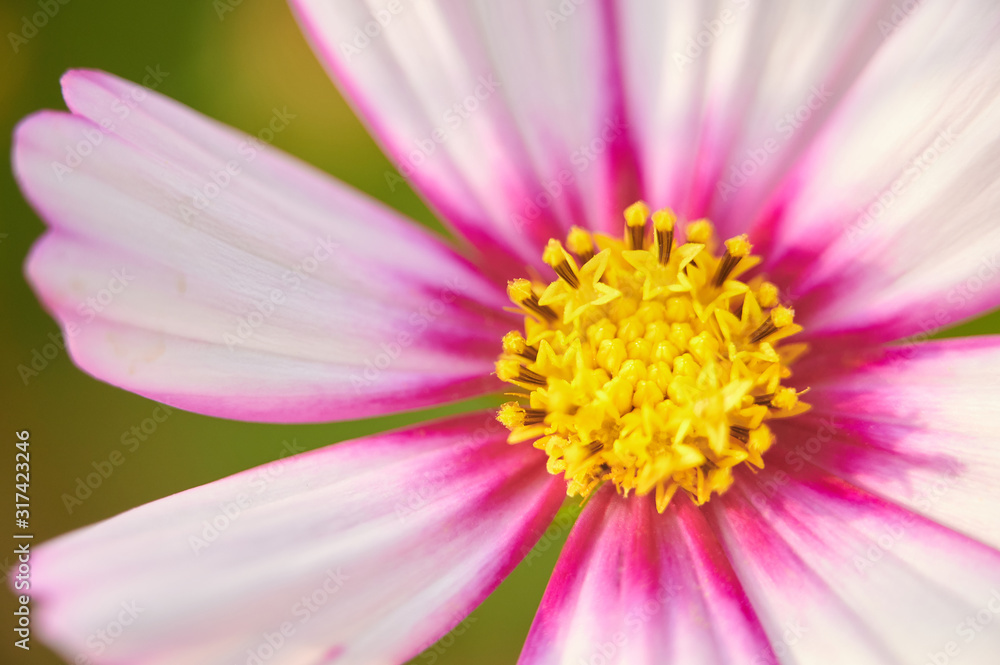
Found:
3,2 -> 1000,665
0,1 -> 569,663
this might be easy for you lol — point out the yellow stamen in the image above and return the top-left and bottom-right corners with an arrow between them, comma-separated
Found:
502,330 -> 537,361
496,204 -> 810,511
623,201 -> 650,250
507,278 -> 556,321
652,208 -> 675,264
757,282 -> 779,308
685,219 -> 714,244
714,234 -> 752,286
543,239 -> 581,288
567,226 -> 596,263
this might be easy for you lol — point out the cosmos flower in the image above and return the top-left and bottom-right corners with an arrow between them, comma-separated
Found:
13,0 -> 1000,664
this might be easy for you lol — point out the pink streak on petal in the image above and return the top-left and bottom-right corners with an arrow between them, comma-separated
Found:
753,1 -> 1000,344
792,335 -> 1000,551
710,461 -> 1000,664
15,73 -> 514,422
29,411 -> 565,665
289,0 -> 642,280
519,488 -> 773,665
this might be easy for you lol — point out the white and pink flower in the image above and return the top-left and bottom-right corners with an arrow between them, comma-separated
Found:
13,1 -> 1000,664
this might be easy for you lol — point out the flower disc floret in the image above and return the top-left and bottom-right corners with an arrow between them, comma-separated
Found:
496,203 -> 809,511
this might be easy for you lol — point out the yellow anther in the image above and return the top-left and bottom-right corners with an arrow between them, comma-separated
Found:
770,386 -> 799,410
543,239 -> 566,267
771,306 -> 794,328
507,278 -> 535,304
652,209 -> 676,264
543,239 -> 580,289
495,359 -> 523,383
495,203 -> 808,511
652,208 -> 675,232
749,306 -> 795,344
715,234 -> 753,286
624,201 -> 650,250
685,219 -> 714,244
497,402 -> 526,429
724,234 -> 752,257
509,278 -> 557,321
502,330 -> 527,355
758,282 -> 779,308
567,226 -> 595,261
624,201 -> 650,228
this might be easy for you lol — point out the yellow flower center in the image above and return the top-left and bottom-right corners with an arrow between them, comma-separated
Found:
496,202 -> 810,511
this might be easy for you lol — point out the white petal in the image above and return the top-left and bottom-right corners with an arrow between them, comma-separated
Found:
617,0 -> 901,232
33,412 -> 565,665
519,488 -> 773,665
799,335 -> 1000,551
710,465 -> 1000,664
291,0 -> 642,273
16,71 -> 510,422
758,1 -> 1000,342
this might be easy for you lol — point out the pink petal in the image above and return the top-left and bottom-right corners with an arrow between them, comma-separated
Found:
756,1 -> 1000,344
15,70 -> 513,422
793,335 -> 1000,551
30,411 -> 565,665
617,0 -> 902,233
709,465 -> 1000,664
289,0 -> 641,277
518,488 -> 772,665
